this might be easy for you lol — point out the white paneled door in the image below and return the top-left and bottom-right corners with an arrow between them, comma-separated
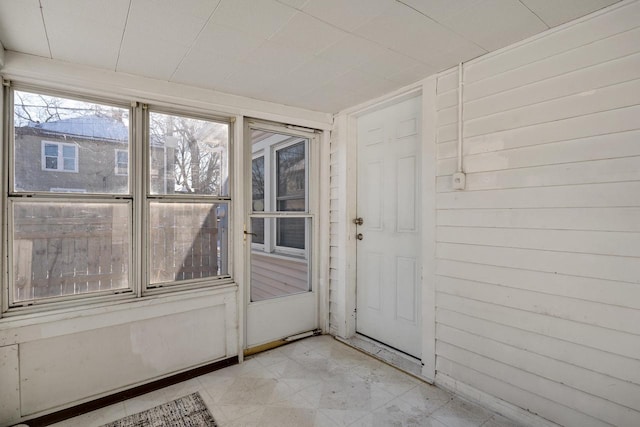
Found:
356,96 -> 422,358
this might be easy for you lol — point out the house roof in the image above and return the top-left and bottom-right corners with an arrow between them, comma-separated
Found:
24,115 -> 129,142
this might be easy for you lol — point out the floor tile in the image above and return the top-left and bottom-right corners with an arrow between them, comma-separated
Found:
431,397 -> 495,427
46,336 -> 525,427
48,402 -> 126,427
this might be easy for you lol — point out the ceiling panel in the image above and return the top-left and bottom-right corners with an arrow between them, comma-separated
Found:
0,0 -> 50,57
387,62 -> 438,85
355,48 -> 427,80
270,12 -> 348,55
294,82 -> 364,113
190,22 -> 265,62
440,0 -> 549,51
41,0 -> 129,69
117,0 -> 220,79
354,2 -> 486,67
0,0 -> 624,113
316,35 -> 388,69
123,0 -> 217,47
210,0 -> 297,40
242,41 -> 313,77
275,0 -> 309,10
324,69 -> 398,99
265,57 -> 349,100
117,36 -> 188,81
521,0 -> 619,27
398,0 -> 484,23
172,49 -> 244,89
301,0 -> 393,32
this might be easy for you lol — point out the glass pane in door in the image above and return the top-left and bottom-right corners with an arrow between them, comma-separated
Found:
249,129 -> 310,302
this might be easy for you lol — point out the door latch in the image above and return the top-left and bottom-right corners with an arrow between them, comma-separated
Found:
353,217 -> 364,226
356,233 -> 364,240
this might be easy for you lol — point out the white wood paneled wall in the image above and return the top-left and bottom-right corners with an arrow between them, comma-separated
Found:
434,1 -> 640,426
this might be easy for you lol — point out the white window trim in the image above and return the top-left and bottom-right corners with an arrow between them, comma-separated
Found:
41,140 -> 79,173
115,148 -> 128,176
4,85 -> 234,316
143,108 -> 233,295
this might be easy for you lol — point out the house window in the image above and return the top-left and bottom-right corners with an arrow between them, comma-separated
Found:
42,141 -> 78,172
115,149 -> 128,175
5,85 -> 232,312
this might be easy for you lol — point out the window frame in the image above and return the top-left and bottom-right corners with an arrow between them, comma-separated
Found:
2,83 -> 234,315
41,140 -> 79,173
115,148 -> 128,176
249,133 -> 309,259
142,107 -> 233,296
4,85 -> 136,314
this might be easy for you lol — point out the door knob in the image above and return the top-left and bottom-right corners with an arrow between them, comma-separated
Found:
356,233 -> 364,240
353,217 -> 364,225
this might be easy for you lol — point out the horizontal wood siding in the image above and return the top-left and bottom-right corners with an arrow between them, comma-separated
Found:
434,2 -> 640,426
250,253 -> 308,301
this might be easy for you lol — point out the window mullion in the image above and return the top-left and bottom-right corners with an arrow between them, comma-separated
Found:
134,102 -> 145,297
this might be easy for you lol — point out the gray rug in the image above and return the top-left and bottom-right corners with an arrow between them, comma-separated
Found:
101,392 -> 217,427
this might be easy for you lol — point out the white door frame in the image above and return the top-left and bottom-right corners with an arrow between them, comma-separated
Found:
240,118 -> 331,350
337,77 -> 437,381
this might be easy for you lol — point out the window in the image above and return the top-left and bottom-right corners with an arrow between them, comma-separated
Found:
276,141 -> 306,250
115,149 -> 128,175
4,86 -> 231,311
146,111 -> 230,289
10,89 -> 132,306
250,134 -> 308,256
42,141 -> 78,172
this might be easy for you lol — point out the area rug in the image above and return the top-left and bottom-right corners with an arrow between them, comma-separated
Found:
101,392 -> 217,427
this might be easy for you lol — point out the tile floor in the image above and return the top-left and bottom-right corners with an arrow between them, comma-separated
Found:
49,335 -> 522,427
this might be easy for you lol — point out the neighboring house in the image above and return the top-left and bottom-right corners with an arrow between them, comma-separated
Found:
14,115 -> 130,193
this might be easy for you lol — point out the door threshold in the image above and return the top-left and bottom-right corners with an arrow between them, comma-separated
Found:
244,329 -> 321,357
336,334 -> 427,381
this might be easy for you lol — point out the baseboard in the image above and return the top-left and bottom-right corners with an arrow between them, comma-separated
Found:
435,373 -> 560,427
21,356 -> 238,427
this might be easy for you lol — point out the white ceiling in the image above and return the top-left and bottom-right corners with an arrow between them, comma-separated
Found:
0,0 -> 620,113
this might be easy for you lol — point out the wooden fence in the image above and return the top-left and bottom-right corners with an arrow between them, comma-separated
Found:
13,203 -> 130,301
12,203 -> 221,302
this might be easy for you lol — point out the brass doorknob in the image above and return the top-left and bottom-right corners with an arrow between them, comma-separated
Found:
353,217 -> 364,225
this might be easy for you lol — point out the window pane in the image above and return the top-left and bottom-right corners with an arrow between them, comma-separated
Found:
251,218 -> 265,244
12,202 -> 130,303
277,218 -> 305,249
149,112 -> 229,196
44,144 -> 57,156
149,202 -> 228,285
251,217 -> 310,302
63,158 -> 75,171
14,90 -> 130,194
45,157 -> 58,170
252,157 -> 264,211
276,141 -> 305,212
62,145 -> 76,158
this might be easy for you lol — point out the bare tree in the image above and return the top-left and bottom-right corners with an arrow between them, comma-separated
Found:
149,113 -> 227,195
